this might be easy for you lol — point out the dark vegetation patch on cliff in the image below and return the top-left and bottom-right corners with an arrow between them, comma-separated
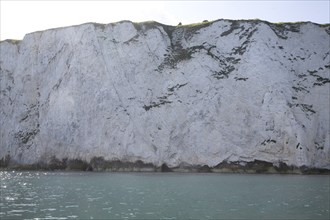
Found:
212,160 -> 330,174
0,39 -> 21,45
1,155 -> 329,174
143,83 -> 188,111
15,129 -> 40,145
308,69 -> 330,86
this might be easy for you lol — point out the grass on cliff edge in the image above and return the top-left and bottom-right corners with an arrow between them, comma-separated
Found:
1,19 -> 328,44
1,39 -> 21,44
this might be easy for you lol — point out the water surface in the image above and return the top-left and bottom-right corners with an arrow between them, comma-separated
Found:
1,171 -> 329,219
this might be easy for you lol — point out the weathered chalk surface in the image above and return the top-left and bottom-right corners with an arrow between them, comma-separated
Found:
1,19 -> 329,172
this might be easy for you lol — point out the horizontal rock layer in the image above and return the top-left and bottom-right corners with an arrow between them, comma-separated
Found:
0,19 -> 329,170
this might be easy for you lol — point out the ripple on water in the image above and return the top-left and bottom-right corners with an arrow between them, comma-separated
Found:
12,203 -> 37,207
87,197 -> 102,202
65,205 -> 79,208
41,208 -> 57,212
102,207 -> 113,210
32,217 -> 68,220
1,171 -> 329,219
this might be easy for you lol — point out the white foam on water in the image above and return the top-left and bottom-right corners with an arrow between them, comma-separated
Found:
102,207 -> 113,210
8,213 -> 22,217
12,203 -> 37,207
49,194 -> 62,198
41,208 -> 57,211
87,197 -> 102,202
8,210 -> 28,213
65,205 -> 78,208
33,217 -> 67,220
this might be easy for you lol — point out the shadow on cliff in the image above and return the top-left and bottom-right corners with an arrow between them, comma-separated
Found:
1,155 -> 329,174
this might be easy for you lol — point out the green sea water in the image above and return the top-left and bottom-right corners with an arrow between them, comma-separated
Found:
0,171 -> 329,219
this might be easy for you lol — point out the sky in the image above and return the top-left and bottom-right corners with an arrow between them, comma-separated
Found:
0,0 -> 329,40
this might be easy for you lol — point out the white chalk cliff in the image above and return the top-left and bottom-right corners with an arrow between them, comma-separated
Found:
1,19 -> 329,169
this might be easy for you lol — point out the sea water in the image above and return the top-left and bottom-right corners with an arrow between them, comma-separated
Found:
0,171 -> 329,219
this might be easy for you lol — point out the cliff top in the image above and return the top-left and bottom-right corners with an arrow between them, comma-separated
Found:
1,19 -> 329,43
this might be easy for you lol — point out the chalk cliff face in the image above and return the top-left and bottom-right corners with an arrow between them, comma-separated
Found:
1,20 -> 329,169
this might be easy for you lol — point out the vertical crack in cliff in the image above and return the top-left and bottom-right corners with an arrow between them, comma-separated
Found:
93,24 -> 154,154
93,25 -> 127,111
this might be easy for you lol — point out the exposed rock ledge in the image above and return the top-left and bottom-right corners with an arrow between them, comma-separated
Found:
1,156 -> 329,174
0,19 -> 329,172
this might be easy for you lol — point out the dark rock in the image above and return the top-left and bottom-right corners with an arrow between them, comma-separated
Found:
160,163 -> 172,172
66,159 -> 89,171
90,156 -> 106,170
48,156 -> 66,170
199,165 -> 211,172
0,154 -> 11,168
